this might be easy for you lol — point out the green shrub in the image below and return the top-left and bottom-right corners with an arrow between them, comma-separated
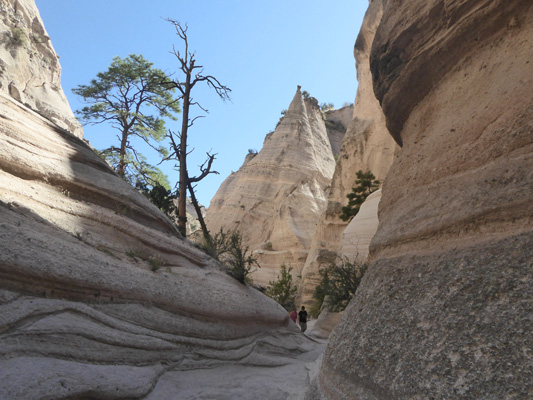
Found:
126,249 -> 164,271
225,231 -> 259,284
201,228 -> 259,284
10,28 -> 27,47
148,256 -> 164,271
312,258 -> 368,313
320,102 -> 335,112
265,264 -> 297,311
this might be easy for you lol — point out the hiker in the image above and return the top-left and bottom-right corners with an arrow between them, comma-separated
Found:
298,306 -> 308,333
289,309 -> 297,324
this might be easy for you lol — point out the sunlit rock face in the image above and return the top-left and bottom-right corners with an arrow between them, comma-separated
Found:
0,0 -> 81,136
318,0 -> 533,398
299,0 -> 398,306
0,2 -> 312,398
205,87 -> 338,287
338,188 -> 381,261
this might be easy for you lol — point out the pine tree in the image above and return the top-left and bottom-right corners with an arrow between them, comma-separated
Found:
339,170 -> 380,222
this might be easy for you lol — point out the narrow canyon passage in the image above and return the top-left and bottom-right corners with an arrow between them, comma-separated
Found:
145,322 -> 326,400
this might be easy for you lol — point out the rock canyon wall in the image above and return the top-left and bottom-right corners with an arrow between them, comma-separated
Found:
206,2 -> 399,294
0,0 -> 81,136
317,0 -> 533,399
205,87 -> 340,286
299,0 -> 398,305
0,1 -> 313,398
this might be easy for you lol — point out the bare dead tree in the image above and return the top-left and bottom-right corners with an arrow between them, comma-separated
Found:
162,19 -> 231,238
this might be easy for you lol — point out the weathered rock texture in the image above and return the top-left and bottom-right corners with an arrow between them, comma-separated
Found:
205,87 -> 338,286
338,188 -> 381,261
323,105 -> 353,157
0,0 -> 81,137
0,2 -> 315,398
299,0 -> 398,305
318,0 -> 533,399
0,89 -> 314,399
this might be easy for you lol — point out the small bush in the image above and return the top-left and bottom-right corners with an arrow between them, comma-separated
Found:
32,33 -> 44,43
126,249 -> 164,271
137,182 -> 177,219
148,256 -> 164,271
10,28 -> 27,47
203,228 -> 259,284
265,264 -> 297,311
313,258 -> 368,313
225,231 -> 259,284
320,102 -> 335,112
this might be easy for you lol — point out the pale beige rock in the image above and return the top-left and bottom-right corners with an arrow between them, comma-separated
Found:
0,3 -> 321,396
324,105 -> 353,156
205,87 -> 337,286
0,0 -> 82,137
338,189 -> 381,261
318,0 -> 533,399
308,309 -> 343,340
299,0 -> 398,306
0,87 -> 318,399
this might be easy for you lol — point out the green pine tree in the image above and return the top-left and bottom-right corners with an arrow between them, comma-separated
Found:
339,170 -> 380,222
265,264 -> 298,311
73,54 -> 180,184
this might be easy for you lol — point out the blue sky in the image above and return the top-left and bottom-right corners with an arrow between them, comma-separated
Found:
35,1 -> 368,207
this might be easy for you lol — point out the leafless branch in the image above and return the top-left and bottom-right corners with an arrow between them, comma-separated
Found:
189,152 -> 219,183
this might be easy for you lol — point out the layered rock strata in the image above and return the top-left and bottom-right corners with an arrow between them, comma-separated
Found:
318,0 -> 533,398
299,0 -> 398,305
205,87 -> 337,286
0,2 -> 314,397
0,89 -> 313,399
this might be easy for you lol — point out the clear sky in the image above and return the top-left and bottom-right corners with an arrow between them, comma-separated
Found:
35,1 -> 368,207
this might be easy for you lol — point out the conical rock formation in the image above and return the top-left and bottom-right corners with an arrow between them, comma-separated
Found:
205,87 -> 337,286
0,2 -> 316,398
299,0 -> 398,305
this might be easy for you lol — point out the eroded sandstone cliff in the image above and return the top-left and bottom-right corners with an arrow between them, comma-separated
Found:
0,1 -> 315,398
0,0 -> 81,136
317,0 -> 533,398
205,87 -> 338,286
299,0 -> 398,305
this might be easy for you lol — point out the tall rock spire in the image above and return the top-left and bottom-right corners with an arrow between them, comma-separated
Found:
205,87 -> 337,286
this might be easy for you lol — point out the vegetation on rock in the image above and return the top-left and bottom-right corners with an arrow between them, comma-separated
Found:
137,182 -> 177,218
10,27 -> 27,47
201,228 -> 259,284
320,102 -> 335,112
265,264 -> 298,311
312,258 -> 368,315
339,170 -> 380,221
73,54 -> 179,188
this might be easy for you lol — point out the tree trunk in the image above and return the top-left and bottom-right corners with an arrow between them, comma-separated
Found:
188,181 -> 210,243
118,129 -> 128,177
177,79 -> 191,237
